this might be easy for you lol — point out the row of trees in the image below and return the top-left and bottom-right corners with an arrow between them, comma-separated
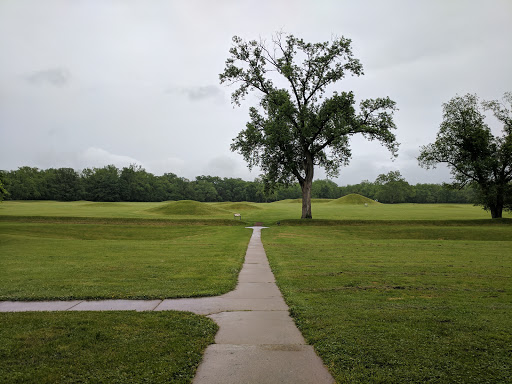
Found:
255,171 -> 476,204
0,166 -> 474,204
0,165 -> 264,203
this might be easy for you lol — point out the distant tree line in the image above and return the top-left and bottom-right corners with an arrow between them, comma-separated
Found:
0,165 -> 476,204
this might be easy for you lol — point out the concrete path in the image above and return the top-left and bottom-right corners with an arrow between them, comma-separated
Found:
190,227 -> 334,384
0,226 -> 334,383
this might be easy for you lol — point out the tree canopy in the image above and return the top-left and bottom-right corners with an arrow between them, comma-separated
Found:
0,180 -> 8,202
418,93 -> 512,218
220,32 -> 399,218
374,171 -> 414,204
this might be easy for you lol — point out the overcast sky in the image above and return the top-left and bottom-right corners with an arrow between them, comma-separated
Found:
1,0 -> 511,185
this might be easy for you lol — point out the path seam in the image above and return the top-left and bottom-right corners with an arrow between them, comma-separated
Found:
66,301 -> 83,311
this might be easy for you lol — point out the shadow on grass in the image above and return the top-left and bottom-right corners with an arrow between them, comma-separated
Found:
0,215 -> 249,226
277,218 -> 512,226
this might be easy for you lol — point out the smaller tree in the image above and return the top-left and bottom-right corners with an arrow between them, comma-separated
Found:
245,178 -> 266,203
8,167 -> 44,200
312,179 -> 340,199
374,170 -> 413,203
82,165 -> 121,202
120,164 -> 152,202
45,168 -> 82,201
191,177 -> 220,202
418,93 -> 512,218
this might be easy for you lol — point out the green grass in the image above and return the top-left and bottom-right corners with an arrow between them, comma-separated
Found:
0,220 -> 251,300
2,200 -> 512,382
0,205 -> 242,383
330,193 -> 381,205
0,311 -> 217,383
0,196 -> 512,226
263,223 -> 512,383
1,199 -> 510,225
148,200 -> 230,216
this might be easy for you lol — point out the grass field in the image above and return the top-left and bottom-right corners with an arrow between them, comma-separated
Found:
0,311 -> 217,383
0,220 -> 250,300
1,198 -> 511,383
0,206 -> 249,383
1,197 -> 510,225
264,223 -> 512,383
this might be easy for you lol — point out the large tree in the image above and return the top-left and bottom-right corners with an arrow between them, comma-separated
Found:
418,93 -> 512,218
220,33 -> 399,218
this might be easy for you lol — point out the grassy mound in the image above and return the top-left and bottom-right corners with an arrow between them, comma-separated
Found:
330,193 -> 380,205
218,202 -> 262,211
148,200 -> 228,216
81,202 -> 130,207
312,199 -> 334,203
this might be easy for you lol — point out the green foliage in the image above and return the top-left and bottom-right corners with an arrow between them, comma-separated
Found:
419,93 -> 512,218
44,168 -> 81,201
482,91 -> 512,133
82,164 -> 121,202
0,311 -> 217,383
0,165 -> 485,205
312,179 -> 341,199
0,180 -> 8,202
119,164 -> 153,201
220,32 -> 398,218
3,166 -> 43,200
374,170 -> 414,203
191,177 -> 221,202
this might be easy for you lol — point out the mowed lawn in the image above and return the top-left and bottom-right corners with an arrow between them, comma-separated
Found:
0,311 -> 217,384
263,223 -> 512,383
1,198 -> 510,226
1,200 -> 512,382
0,219 -> 251,300
0,214 -> 249,383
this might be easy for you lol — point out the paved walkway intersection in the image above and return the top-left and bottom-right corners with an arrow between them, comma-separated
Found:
0,226 -> 335,383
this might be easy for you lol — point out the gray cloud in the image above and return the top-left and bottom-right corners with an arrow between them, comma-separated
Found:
78,147 -> 142,169
1,0 -> 510,186
207,155 -> 236,174
146,157 -> 186,176
185,85 -> 223,101
26,68 -> 71,87
166,85 -> 224,103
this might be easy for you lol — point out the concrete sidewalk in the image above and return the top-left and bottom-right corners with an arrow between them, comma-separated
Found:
191,226 -> 334,384
0,226 -> 335,383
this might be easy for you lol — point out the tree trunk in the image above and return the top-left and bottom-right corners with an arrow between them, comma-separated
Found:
301,178 -> 313,219
490,204 -> 503,219
300,153 -> 314,219
490,187 -> 504,219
